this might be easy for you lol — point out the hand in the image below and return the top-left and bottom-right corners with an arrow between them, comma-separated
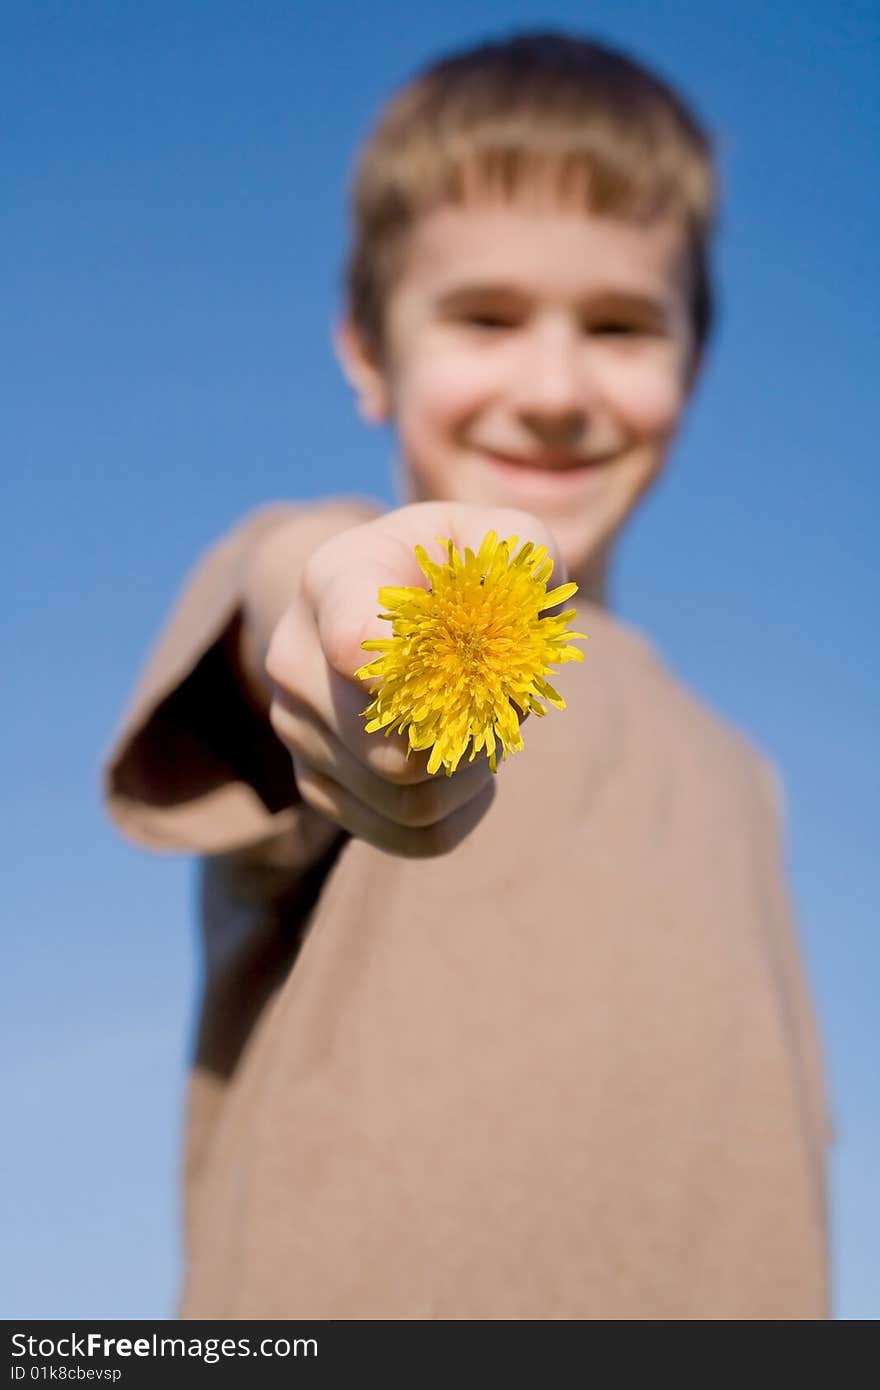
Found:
265,501 -> 566,858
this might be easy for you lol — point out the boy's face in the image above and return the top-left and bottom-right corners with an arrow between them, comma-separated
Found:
338,196 -> 697,585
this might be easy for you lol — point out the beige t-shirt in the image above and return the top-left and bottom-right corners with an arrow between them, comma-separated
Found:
102,499 -> 831,1319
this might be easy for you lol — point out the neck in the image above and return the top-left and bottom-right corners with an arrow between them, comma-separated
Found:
568,538 -> 613,612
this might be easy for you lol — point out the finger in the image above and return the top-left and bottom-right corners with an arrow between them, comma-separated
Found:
266,592 -> 431,782
271,688 -> 494,827
291,755 -> 497,858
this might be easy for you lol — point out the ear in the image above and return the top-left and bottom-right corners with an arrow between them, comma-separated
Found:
333,318 -> 391,423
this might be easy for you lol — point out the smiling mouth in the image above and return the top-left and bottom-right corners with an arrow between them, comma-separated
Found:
480,449 -> 614,472
475,449 -> 616,500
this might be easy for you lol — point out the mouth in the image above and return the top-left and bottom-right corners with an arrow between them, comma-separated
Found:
477,448 -> 615,496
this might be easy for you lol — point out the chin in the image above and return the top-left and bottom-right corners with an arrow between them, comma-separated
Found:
555,511 -> 622,585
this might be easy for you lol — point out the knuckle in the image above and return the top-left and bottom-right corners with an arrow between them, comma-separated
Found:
267,699 -> 288,741
296,763 -> 339,816
381,800 -> 474,855
322,626 -> 352,680
268,698 -> 303,752
392,780 -> 442,829
264,634 -> 284,685
299,551 -> 324,609
265,616 -> 296,686
366,741 -> 428,785
296,776 -> 323,814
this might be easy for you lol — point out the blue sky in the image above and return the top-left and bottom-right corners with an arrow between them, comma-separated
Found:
2,0 -> 877,1318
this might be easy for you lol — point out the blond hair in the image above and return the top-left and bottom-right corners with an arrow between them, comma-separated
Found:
344,31 -> 718,366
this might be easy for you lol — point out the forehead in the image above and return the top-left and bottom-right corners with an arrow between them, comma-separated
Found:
394,198 -> 690,305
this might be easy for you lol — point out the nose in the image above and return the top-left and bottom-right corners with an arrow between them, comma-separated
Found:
512,318 -> 590,444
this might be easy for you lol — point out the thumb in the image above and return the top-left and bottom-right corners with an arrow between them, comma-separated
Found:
302,501 -> 570,684
300,518 -> 428,685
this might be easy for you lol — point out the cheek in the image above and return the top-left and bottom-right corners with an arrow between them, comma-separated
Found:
397,343 -> 495,437
600,354 -> 687,441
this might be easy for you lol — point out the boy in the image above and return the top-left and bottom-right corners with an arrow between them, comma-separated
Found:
103,31 -> 830,1318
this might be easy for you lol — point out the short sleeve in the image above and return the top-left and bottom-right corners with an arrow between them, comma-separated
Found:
100,497 -> 381,856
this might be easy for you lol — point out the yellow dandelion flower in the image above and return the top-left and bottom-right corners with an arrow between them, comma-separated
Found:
353,530 -> 588,777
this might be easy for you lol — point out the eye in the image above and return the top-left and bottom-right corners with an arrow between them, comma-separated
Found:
463,312 -> 517,331
592,321 -> 643,336
590,318 -> 669,340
